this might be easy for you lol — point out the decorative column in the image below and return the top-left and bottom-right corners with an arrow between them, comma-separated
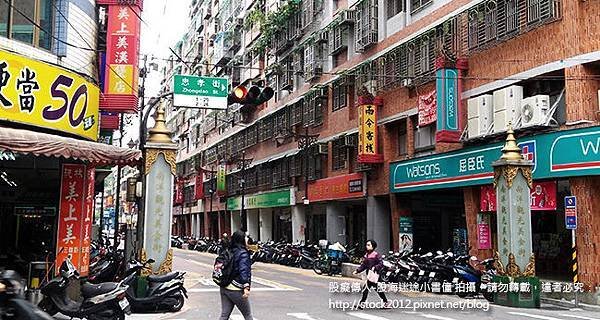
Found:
141,101 -> 178,274
492,126 -> 539,308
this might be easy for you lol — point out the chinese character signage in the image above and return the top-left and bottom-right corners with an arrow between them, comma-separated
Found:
0,49 -> 99,140
173,177 -> 184,205
195,170 -> 204,200
102,4 -> 141,112
435,58 -> 467,143
480,185 -> 497,212
307,173 -> 364,202
173,75 -> 228,110
418,90 -> 436,127
358,104 -> 383,163
56,164 -> 86,275
480,181 -> 556,212
80,167 -> 95,276
216,164 -> 226,195
227,188 -> 294,211
477,214 -> 492,250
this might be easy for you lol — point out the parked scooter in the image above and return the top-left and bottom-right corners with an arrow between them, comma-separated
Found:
0,270 -> 53,320
120,259 -> 187,312
38,258 -> 131,320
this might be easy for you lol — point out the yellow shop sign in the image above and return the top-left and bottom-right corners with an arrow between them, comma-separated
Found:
0,49 -> 99,140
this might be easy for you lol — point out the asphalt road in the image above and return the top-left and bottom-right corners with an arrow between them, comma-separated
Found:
125,248 -> 600,320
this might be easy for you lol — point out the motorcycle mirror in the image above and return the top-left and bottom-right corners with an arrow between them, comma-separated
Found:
147,259 -> 155,264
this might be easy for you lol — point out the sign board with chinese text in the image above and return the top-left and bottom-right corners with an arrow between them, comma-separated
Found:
14,206 -> 55,216
435,68 -> 462,142
399,216 -> 413,252
565,196 -> 577,230
307,173 -> 365,202
418,90 -> 436,127
195,170 -> 204,200
103,5 -> 141,112
477,213 -> 492,249
0,49 -> 99,140
358,104 -> 383,163
216,164 -> 226,195
80,167 -> 95,276
390,126 -> 600,193
173,75 -> 228,110
227,188 -> 294,211
480,181 -> 557,212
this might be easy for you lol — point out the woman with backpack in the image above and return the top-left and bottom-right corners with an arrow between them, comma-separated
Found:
219,230 -> 253,320
353,239 -> 390,309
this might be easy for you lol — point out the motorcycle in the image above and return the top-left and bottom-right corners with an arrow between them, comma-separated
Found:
0,270 -> 53,320
313,248 -> 344,276
120,259 -> 187,312
38,258 -> 131,320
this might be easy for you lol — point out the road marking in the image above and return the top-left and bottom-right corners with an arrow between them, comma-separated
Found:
507,312 -> 565,320
188,287 -> 298,293
287,313 -> 323,320
560,315 -> 600,320
421,314 -> 459,320
346,312 -> 390,320
230,315 -> 258,320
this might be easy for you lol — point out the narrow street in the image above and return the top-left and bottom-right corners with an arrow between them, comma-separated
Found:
129,249 -> 600,320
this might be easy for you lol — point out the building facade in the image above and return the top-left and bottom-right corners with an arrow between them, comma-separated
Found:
166,0 -> 600,292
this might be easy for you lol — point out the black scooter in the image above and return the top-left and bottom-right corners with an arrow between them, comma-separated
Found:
121,259 -> 187,312
0,270 -> 53,320
38,258 -> 131,320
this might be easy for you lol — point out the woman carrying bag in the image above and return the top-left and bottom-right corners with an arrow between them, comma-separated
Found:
353,240 -> 390,309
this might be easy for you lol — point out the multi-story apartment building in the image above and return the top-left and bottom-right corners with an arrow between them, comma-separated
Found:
167,0 -> 600,293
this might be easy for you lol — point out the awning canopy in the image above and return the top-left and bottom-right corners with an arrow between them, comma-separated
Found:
0,126 -> 142,165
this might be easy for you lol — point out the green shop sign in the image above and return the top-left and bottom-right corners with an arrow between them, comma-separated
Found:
390,126 -> 600,193
227,188 -> 294,210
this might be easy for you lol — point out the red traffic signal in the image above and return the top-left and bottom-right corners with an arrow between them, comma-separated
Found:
228,85 -> 274,106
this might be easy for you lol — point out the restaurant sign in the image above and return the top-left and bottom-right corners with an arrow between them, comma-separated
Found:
0,49 -> 99,140
390,126 -> 600,193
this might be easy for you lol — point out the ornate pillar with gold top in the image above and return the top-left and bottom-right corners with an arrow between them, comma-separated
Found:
492,124 -> 539,308
140,100 -> 178,275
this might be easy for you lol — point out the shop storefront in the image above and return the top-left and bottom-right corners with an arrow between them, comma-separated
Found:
227,188 -> 295,241
307,173 -> 367,246
0,49 -> 141,277
390,126 -> 600,281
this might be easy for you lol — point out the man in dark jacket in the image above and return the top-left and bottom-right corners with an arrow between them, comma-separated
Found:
219,230 -> 253,320
353,239 -> 389,309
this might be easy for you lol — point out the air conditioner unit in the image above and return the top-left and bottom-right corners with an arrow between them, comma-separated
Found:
365,80 -> 379,93
344,135 -> 356,147
318,31 -> 328,43
340,10 -> 356,25
467,94 -> 493,138
493,85 -> 523,133
520,95 -> 550,127
317,143 -> 328,155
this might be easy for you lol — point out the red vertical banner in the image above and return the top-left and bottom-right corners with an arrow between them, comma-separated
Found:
195,170 -> 204,200
56,164 -> 86,275
174,178 -> 184,205
80,167 -> 95,276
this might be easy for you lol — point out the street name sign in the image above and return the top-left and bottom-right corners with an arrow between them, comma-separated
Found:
173,75 -> 228,110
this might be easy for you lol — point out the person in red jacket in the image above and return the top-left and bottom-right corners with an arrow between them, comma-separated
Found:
353,240 -> 389,309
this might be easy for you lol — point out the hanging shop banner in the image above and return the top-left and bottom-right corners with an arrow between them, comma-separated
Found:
227,188 -> 294,211
418,90 -> 436,127
435,67 -> 463,142
195,170 -> 204,200
479,181 -> 557,211
480,185 -> 497,212
56,164 -> 86,275
390,126 -> 600,193
216,164 -> 226,195
80,166 -> 95,276
307,173 -> 364,202
358,104 -> 383,163
102,4 -> 141,112
477,214 -> 492,250
398,216 -> 413,252
0,49 -> 99,140
173,177 -> 184,205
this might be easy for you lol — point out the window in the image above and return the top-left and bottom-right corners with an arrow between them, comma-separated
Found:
414,119 -> 435,150
355,0 -> 378,52
274,108 -> 290,136
418,38 -> 431,75
205,146 -> 218,164
246,124 -> 258,147
272,159 -> 290,187
306,146 -> 323,181
332,77 -> 347,111
329,24 -> 348,55
258,117 -> 274,142
304,42 -> 323,81
332,138 -> 348,171
303,91 -> 325,126
291,100 -> 303,126
245,168 -> 257,189
3,0 -> 53,50
184,185 -> 195,204
387,0 -> 404,19
279,56 -> 294,90
289,155 -> 302,177
257,165 -> 272,187
526,0 -> 555,25
398,120 -> 407,156
301,0 -> 314,29
411,0 -> 432,14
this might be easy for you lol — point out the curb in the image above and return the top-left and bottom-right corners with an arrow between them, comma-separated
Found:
541,297 -> 600,312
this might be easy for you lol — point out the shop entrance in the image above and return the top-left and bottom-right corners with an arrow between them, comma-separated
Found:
273,208 -> 292,243
307,210 -> 326,244
409,189 -> 467,254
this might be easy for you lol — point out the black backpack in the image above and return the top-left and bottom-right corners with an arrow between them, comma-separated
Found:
212,248 -> 235,287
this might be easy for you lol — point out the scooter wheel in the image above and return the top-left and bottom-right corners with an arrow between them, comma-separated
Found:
171,293 -> 185,312
313,261 -> 324,275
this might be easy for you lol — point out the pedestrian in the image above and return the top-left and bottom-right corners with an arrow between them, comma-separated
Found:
352,239 -> 389,309
219,230 -> 253,320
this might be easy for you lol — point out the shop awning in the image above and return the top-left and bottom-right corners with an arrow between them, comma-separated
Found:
0,126 -> 142,165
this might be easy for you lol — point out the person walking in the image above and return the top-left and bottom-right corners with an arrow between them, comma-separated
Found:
219,230 -> 253,320
353,239 -> 389,309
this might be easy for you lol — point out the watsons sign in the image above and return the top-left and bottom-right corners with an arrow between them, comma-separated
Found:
390,126 -> 600,193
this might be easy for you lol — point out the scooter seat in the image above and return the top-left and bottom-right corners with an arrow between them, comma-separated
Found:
147,272 -> 179,282
81,282 -> 118,298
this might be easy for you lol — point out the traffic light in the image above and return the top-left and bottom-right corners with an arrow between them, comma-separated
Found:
227,85 -> 274,106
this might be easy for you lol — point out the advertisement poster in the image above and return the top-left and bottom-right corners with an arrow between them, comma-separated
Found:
418,90 -> 436,126
477,214 -> 491,250
480,185 -> 497,212
398,216 -> 413,252
530,181 -> 557,211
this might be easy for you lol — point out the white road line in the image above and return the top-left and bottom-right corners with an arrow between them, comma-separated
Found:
188,287 -> 298,293
287,313 -> 323,320
420,314 -> 459,320
230,315 -> 258,320
346,312 -> 390,320
560,314 -> 600,320
507,312 -> 565,320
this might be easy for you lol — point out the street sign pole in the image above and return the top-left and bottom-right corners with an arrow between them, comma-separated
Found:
564,195 -> 578,308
